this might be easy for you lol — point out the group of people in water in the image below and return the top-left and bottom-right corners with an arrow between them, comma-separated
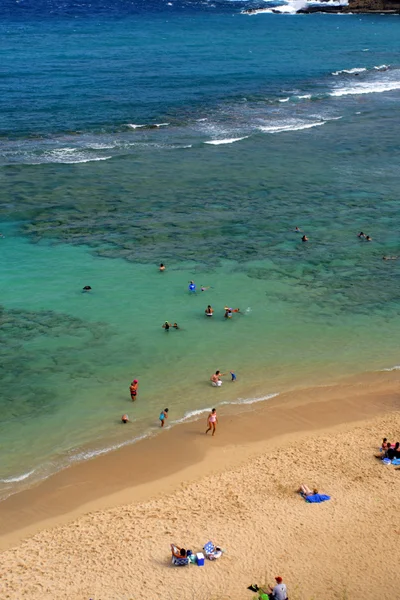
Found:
121,263 -> 241,435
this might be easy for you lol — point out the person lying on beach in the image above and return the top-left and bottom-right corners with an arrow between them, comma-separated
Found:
297,484 -> 318,497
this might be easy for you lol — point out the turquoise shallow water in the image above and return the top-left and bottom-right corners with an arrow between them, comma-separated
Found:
1,2 -> 400,498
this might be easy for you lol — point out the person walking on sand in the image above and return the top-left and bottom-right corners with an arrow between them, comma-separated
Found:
130,379 -> 138,401
206,408 -> 218,436
159,408 -> 169,427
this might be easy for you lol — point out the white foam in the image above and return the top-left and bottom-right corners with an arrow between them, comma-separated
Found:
127,123 -> 146,129
204,136 -> 249,145
380,365 -> 400,372
279,97 -> 290,103
332,67 -> 367,76
296,94 -> 312,99
154,123 -> 170,127
172,407 -> 212,425
374,64 -> 389,71
0,469 -> 36,483
69,433 -> 150,463
29,149 -> 112,165
259,121 -> 325,133
223,392 -> 280,406
330,80 -> 400,97
86,143 -> 117,150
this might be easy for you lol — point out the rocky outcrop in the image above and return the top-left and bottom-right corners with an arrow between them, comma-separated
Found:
346,0 -> 400,11
243,0 -> 400,14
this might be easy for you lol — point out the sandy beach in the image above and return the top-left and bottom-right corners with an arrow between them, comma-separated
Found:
1,372 -> 399,600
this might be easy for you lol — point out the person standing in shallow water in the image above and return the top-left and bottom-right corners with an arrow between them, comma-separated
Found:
130,379 -> 138,401
206,408 -> 218,436
159,408 -> 169,427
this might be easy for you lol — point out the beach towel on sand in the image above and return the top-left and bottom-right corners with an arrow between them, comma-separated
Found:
305,493 -> 330,503
391,458 -> 400,465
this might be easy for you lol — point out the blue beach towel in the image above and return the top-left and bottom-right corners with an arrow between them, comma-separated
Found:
305,493 -> 331,503
391,458 -> 400,465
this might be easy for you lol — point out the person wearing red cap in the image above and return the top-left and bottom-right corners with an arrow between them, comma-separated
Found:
268,576 -> 288,600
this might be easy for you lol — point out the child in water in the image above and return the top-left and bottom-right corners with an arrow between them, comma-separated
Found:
159,408 -> 169,427
230,371 -> 237,382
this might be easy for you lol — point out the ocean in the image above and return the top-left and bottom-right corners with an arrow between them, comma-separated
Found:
1,0 -> 400,499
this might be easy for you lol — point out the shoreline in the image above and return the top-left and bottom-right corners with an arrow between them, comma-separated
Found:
1,368 -> 399,552
1,383 -> 399,599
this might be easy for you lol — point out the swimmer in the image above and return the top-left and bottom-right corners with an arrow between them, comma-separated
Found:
224,307 -> 240,318
159,408 -> 169,427
121,414 -> 129,424
172,322 -> 180,329
357,232 -> 365,238
201,285 -> 211,292
206,408 -> 218,436
188,280 -> 196,293
159,263 -> 166,272
302,235 -> 308,242
130,379 -> 138,401
366,235 -> 372,241
82,285 -> 92,291
230,370 -> 237,382
210,370 -> 225,386
162,321 -> 172,330
205,305 -> 213,316
294,226 -> 302,233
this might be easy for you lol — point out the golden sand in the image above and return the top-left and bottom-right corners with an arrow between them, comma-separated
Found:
1,373 -> 399,599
